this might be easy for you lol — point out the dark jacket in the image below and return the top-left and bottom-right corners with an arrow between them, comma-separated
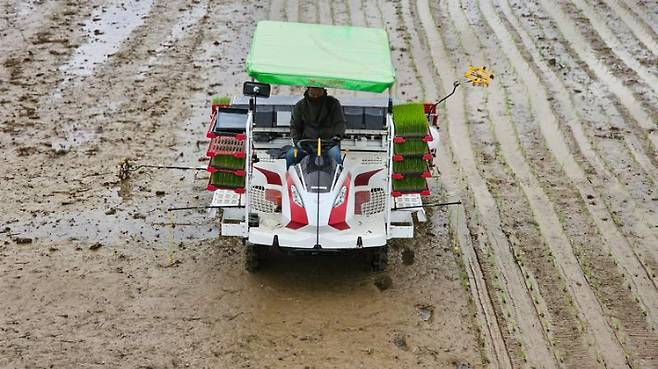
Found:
290,90 -> 346,142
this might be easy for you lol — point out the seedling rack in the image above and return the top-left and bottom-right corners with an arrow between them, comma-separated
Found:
206,135 -> 246,158
391,102 -> 433,194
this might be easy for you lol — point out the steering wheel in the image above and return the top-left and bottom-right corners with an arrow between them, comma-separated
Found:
295,137 -> 340,156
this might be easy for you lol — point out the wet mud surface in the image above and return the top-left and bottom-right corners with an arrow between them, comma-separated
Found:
1,0 -> 657,368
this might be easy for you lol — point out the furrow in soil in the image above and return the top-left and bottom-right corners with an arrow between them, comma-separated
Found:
599,0 -> 658,58
619,0 -> 658,35
532,0 -> 658,152
484,0 -> 658,334
416,0 -> 560,367
451,0 -> 632,367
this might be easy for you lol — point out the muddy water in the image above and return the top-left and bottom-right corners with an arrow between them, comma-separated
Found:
61,0 -> 154,77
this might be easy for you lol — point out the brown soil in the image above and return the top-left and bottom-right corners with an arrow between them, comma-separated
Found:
1,0 -> 657,368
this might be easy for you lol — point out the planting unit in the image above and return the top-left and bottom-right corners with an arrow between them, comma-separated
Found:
391,103 -> 434,197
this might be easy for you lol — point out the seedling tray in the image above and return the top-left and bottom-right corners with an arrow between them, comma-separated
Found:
207,154 -> 245,171
206,135 -> 246,158
392,160 -> 431,180
392,177 -> 430,197
207,171 -> 246,193
394,139 -> 430,154
206,107 -> 249,138
392,103 -> 429,137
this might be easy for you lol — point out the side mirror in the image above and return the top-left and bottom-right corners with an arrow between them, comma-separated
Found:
243,81 -> 271,98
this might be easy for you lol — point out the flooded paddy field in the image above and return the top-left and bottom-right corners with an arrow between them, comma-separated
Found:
1,1 -> 656,368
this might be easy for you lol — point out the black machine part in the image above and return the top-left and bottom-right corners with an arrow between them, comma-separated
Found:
295,138 -> 341,194
243,81 -> 271,98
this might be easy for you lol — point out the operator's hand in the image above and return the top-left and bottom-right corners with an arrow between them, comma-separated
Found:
331,135 -> 342,141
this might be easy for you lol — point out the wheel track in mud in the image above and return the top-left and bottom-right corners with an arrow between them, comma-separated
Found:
411,0 -> 560,367
482,0 -> 658,332
451,0 -> 638,367
567,0 -> 658,92
358,1 -> 490,366
599,0 -> 658,58
620,0 -> 658,36
496,0 -> 658,331
487,2 -> 658,366
472,3 -> 655,364
530,0 -> 658,153
405,2 -> 511,366
506,0 -> 658,240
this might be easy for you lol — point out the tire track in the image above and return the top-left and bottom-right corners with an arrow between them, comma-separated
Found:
451,0 -> 631,367
504,0 -> 658,197
268,0 -> 291,95
415,0 -> 559,367
480,2 -> 656,366
404,1 -> 510,367
601,0 -> 658,57
285,0 -> 299,24
569,0 -> 658,93
620,0 -> 658,35
379,0 -> 425,101
485,0 -> 658,329
398,0 -> 434,101
505,0 -> 658,282
434,142 -> 513,369
534,0 -> 658,153
269,0 -> 285,20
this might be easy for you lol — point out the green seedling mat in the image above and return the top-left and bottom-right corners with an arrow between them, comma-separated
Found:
392,103 -> 428,137
209,155 -> 245,170
393,158 -> 428,174
394,139 -> 428,155
392,176 -> 427,192
210,171 -> 245,188
211,96 -> 231,105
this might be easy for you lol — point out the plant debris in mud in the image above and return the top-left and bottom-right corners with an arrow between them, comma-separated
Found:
392,333 -> 409,350
401,246 -> 415,265
117,158 -> 132,181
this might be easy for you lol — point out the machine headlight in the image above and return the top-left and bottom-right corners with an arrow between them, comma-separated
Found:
291,185 -> 304,208
333,186 -> 347,208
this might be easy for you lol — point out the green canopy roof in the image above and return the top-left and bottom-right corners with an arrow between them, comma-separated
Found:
246,21 -> 396,93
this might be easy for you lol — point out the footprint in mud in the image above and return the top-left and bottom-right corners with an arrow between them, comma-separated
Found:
401,247 -> 415,265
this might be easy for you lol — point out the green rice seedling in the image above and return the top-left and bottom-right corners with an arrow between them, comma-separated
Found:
392,176 -> 427,192
393,158 -> 427,174
210,155 -> 244,170
210,171 -> 245,188
211,96 -> 231,105
395,139 -> 428,155
392,103 -> 428,136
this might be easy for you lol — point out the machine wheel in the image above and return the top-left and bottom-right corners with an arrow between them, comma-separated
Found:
370,246 -> 389,272
245,241 -> 261,273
